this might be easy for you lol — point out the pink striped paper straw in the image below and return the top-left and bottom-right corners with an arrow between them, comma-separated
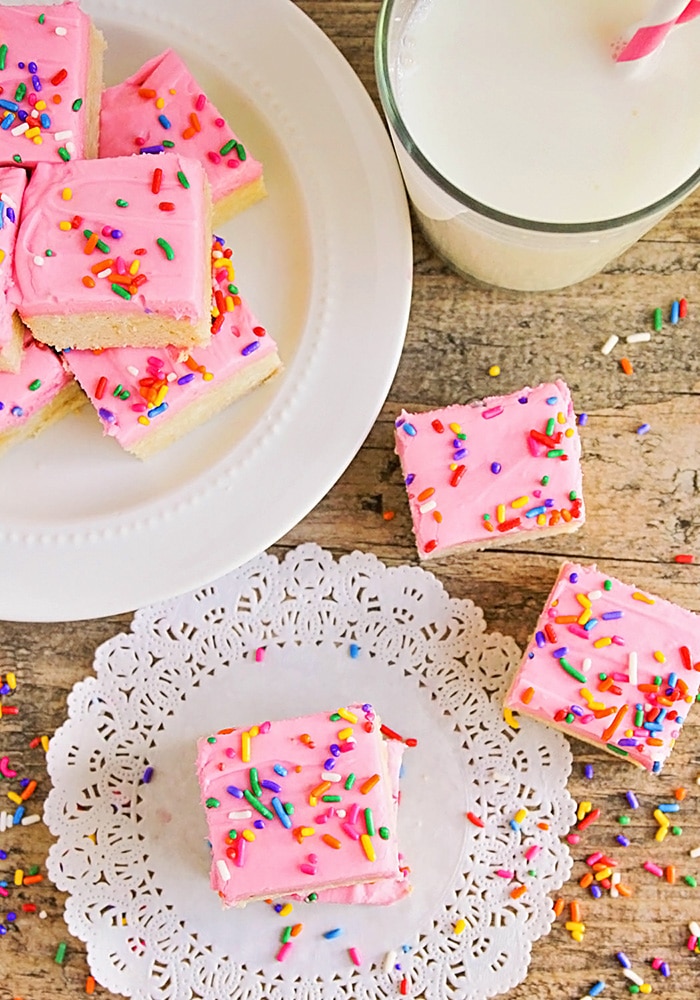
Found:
615,0 -> 700,62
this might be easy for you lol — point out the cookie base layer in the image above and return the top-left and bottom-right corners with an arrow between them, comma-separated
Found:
0,313 -> 27,374
0,378 -> 83,455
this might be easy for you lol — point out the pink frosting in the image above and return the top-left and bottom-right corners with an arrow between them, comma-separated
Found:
196,704 -> 402,907
0,166 -> 27,353
61,237 -> 279,451
99,49 -> 263,204
394,380 -> 584,557
504,561 -> 700,772
0,2 -> 92,168
0,332 -> 73,430
14,152 -> 209,327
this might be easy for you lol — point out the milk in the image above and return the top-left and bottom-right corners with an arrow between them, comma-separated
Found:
379,0 -> 700,289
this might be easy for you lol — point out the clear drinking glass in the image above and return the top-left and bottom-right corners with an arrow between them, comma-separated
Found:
375,0 -> 700,292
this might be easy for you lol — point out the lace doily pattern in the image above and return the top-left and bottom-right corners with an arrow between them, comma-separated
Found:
45,544 -> 575,1000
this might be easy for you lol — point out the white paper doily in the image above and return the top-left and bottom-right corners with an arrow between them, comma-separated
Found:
45,544 -> 575,1000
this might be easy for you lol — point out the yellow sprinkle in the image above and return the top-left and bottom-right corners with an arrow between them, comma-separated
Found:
337,708 -> 358,723
655,825 -> 669,842
577,608 -> 591,626
5,672 -> 16,690
279,903 -> 293,917
87,832 -> 97,844
224,295 -> 235,311
241,731 -> 251,763
7,791 -> 22,805
653,809 -> 670,827
25,126 -> 40,139
59,220 -> 72,231
242,829 -> 255,842
571,930 -> 585,943
565,921 -> 586,932
203,372 -> 214,382
557,411 -> 566,424
40,735 -> 49,752
514,807 -> 528,824
653,651 -> 666,663
453,918 -> 467,936
503,707 -> 519,729
154,384 -> 168,407
565,427 -> 574,438
32,135 -> 43,145
577,801 -> 592,821
576,593 -> 591,608
593,637 -> 612,648
595,867 -> 613,881
0,249 -> 5,264
156,97 -> 165,109
448,423 -> 462,434
249,725 -> 260,738
536,513 -> 546,525
496,504 -> 506,524
14,869 -> 23,886
632,592 -> 655,604
337,727 -> 353,741
129,259 -> 140,275
300,827 -> 315,837
511,496 -> 529,509
639,986 -> 652,995
61,187 -> 72,200
488,365 -> 500,377
35,100 -> 46,111
360,833 -> 376,862
137,415 -> 150,426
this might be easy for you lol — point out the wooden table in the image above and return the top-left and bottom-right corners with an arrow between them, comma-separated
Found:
2,3 -> 700,998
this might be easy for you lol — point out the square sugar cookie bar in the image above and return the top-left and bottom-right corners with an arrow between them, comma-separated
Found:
14,153 -> 212,350
99,49 -> 265,225
61,236 -> 282,458
0,1 -> 104,168
196,704 -> 405,907
395,380 -> 584,559
0,166 -> 28,373
504,562 -> 700,772
0,332 -> 83,453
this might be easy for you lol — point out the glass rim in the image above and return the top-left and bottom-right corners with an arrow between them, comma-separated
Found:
374,0 -> 700,236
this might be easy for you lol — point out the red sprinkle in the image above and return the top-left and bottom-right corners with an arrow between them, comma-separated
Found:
158,201 -> 175,212
679,297 -> 688,318
467,811 -> 485,828
95,376 -> 107,400
577,807 -> 601,832
431,419 -> 445,433
424,539 -> 438,554
674,554 -> 695,564
450,464 -> 466,487
151,168 -> 163,194
50,68 -> 67,86
680,646 -> 692,670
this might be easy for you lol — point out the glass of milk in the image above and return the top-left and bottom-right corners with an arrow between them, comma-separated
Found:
376,0 -> 700,291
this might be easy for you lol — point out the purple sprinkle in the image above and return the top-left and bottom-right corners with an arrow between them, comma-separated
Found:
405,473 -> 415,486
518,396 -> 528,404
177,373 -> 195,385
226,785 -> 244,798
636,423 -> 650,435
616,834 -> 630,847
141,766 -> 154,784
452,438 -> 462,447
362,703 -> 372,712
10,405 -> 23,417
584,764 -> 594,779
5,912 -> 15,922
261,779 -> 282,793
98,407 -> 116,423
535,631 -> 546,648
0,926 -> 6,937
28,61 -> 37,73
616,952 -> 632,969
330,744 -> 340,757
18,109 -> 28,122
578,412 -> 588,425
618,738 -> 638,746
6,207 -> 15,224
553,646 -> 568,658
453,448 -> 467,460
626,790 -> 639,809
590,884 -> 602,899
254,819 -> 265,829
660,963 -> 670,978
569,572 -> 578,583
18,62 -> 25,70
527,651 -> 535,659
111,229 -> 123,239
32,74 -> 42,92
601,610 -> 623,620
544,498 -> 555,508
139,144 -> 166,154
0,850 -> 7,860
490,462 -> 502,474
570,705 -> 585,717
241,341 -> 260,356
0,402 -> 4,411
394,416 -> 405,427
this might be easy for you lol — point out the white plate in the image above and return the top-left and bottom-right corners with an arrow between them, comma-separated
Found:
0,0 -> 412,622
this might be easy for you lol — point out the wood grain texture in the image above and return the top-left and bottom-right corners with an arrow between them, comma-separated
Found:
2,2 -> 700,998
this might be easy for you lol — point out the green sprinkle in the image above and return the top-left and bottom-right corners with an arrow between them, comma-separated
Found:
119,389 -> 130,400
483,513 -> 491,521
565,712 -> 575,724
72,98 -> 83,112
329,713 -> 341,722
629,986 -> 640,995
45,249 -> 54,257
205,797 -> 220,808
456,432 -> 466,440
28,379 -> 41,391
157,237 -> 175,260
344,773 -> 355,790
364,807 -> 375,836
249,767 -> 261,798
14,83 -> 26,103
634,706 -> 644,727
684,875 -> 697,887
38,13 -> 45,24
378,827 -> 390,840
559,657 -> 587,683
618,815 -> 630,825
207,736 -> 216,743
113,384 -> 124,397
527,869 -> 537,877
220,139 -> 237,156
654,675 -> 662,687
606,744 -> 629,756
111,283 -> 131,301
541,475 -> 550,485
243,788 -> 274,820
306,893 -> 318,902
604,579 -> 612,591
569,491 -> 577,501
162,139 -> 175,148
546,417 -> 556,436
236,142 -> 247,161
321,794 -> 341,803
28,864 -> 40,876
116,198 -> 129,208
228,283 -> 239,295
0,45 -> 7,72
12,154 -> 22,164
281,926 -> 292,944
653,306 -> 663,332
672,826 -> 682,835
598,673 -> 607,681
547,448 -> 564,458
177,170 -> 190,189
284,802 -> 294,815
58,146 -> 70,162
54,942 -> 67,965
228,829 -> 237,839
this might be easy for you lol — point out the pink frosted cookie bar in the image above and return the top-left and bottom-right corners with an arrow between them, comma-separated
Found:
14,152 -> 212,350
0,332 -> 83,453
99,49 -> 264,225
61,236 -> 281,458
0,167 -> 28,373
504,562 -> 700,773
0,2 -> 104,168
395,380 -> 584,558
196,704 -> 405,907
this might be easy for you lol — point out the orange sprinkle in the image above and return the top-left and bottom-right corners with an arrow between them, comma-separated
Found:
189,111 -> 202,132
382,511 -> 395,521
554,615 -> 578,624
616,883 -> 633,897
675,787 -> 687,801
417,487 -> 435,502
82,275 -> 96,288
85,976 -> 96,995
359,774 -> 380,795
310,781 -> 331,799
537,822 -> 550,831
22,874 -> 43,885
601,704 -> 627,742
579,873 -> 594,888
665,865 -> 676,884
510,885 -> 527,899
83,232 -> 99,254
620,356 -> 634,375
553,898 -> 565,917
570,900 -> 581,923
20,780 -> 37,801
182,125 -> 196,139
521,686 -> 535,704
321,834 -> 341,849
91,257 -> 114,274
646,737 -> 664,747
138,87 -> 157,98
290,923 -> 303,937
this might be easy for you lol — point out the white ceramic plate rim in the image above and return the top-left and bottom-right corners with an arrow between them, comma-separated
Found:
0,0 -> 412,621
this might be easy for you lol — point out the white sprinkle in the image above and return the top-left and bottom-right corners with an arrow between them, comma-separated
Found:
601,334 -> 619,356
0,811 -> 6,833
216,859 -> 231,882
419,500 -> 437,514
95,267 -> 112,279
11,122 -> 29,136
689,920 -> 700,938
609,885 -> 619,899
126,366 -> 139,376
689,846 -> 700,858
212,249 -> 223,258
29,109 -> 39,119
336,809 -> 346,818
54,130 -> 73,142
628,651 -> 638,685
587,590 -> 602,601
383,950 -> 397,975
626,332 -> 651,344
321,770 -> 342,782
623,969 -> 644,987
0,193 -> 16,208
611,871 -> 621,885
66,140 -> 76,156
33,255 -> 44,266
55,26 -> 68,36
166,372 -> 177,382
582,657 -> 592,674
227,810 -> 252,820
21,814 -> 41,826
39,910 -> 47,919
